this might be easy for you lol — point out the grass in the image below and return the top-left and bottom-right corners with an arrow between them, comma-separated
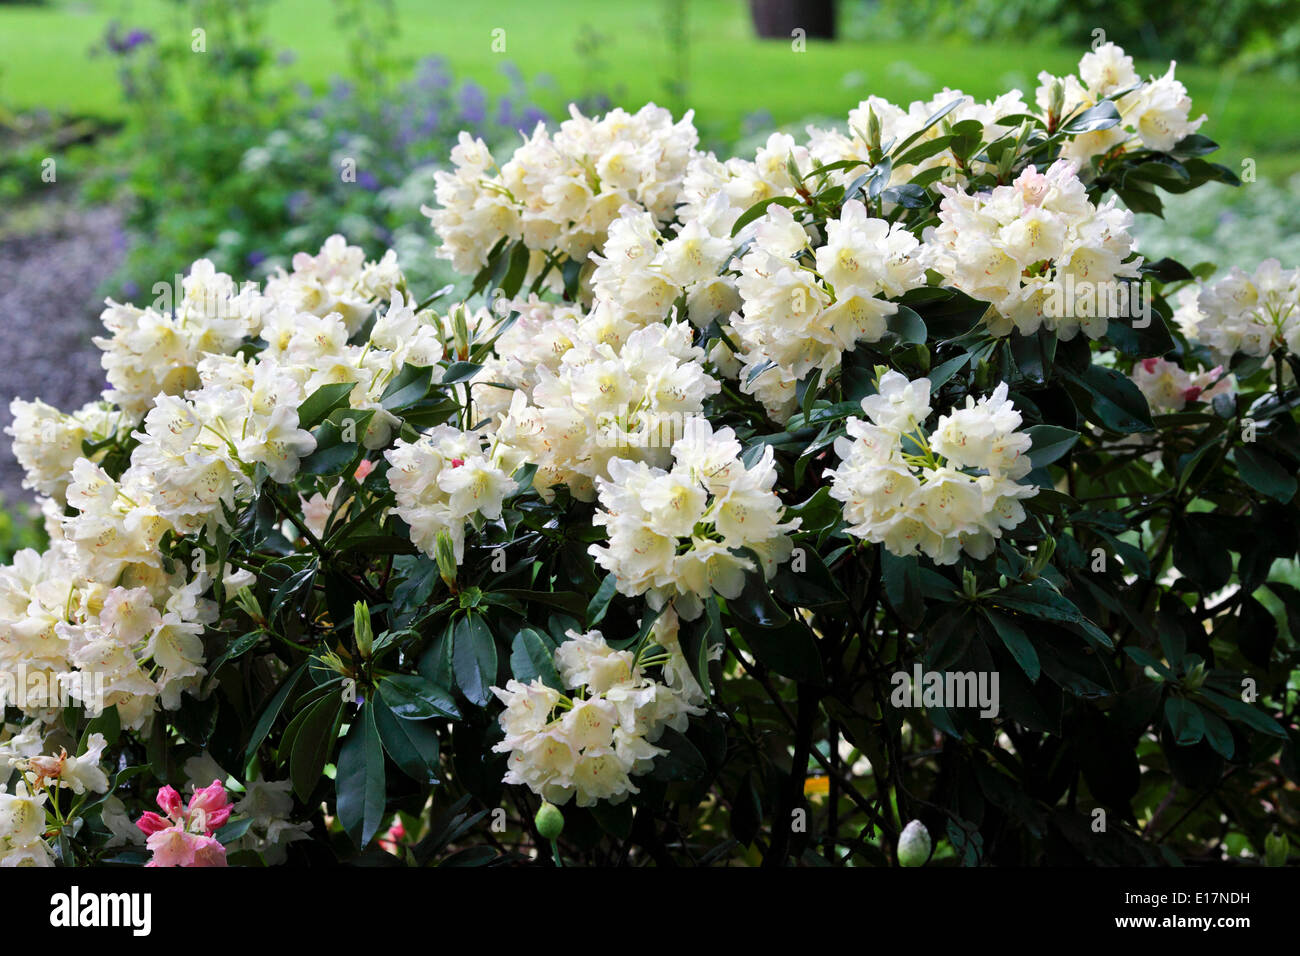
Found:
1,0 -> 1298,176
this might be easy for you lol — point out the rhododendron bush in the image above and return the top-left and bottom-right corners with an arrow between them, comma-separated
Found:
5,43 -> 1300,868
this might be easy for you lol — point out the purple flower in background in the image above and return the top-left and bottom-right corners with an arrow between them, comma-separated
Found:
496,97 -> 515,128
278,50 -> 298,67
458,82 -> 487,125
518,105 -> 548,132
247,250 -> 267,268
286,191 -> 311,221
356,170 -> 380,191
416,57 -> 452,91
104,22 -> 154,56
330,79 -> 355,103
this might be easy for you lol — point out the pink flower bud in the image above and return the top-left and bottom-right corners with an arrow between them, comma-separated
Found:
136,811 -> 172,836
155,785 -> 183,819
187,780 -> 232,833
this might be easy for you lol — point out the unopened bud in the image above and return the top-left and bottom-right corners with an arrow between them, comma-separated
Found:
1048,79 -> 1065,120
866,107 -> 882,152
897,819 -> 931,867
435,530 -> 458,591
451,304 -> 470,360
1265,831 -> 1289,866
1029,537 -> 1055,577
353,601 -> 374,660
1183,659 -> 1206,691
535,801 -> 565,840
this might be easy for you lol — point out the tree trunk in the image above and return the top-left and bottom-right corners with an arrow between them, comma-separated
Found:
750,0 -> 836,40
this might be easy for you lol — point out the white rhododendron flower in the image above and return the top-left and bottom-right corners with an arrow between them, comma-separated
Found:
5,399 -> 126,503
263,235 -> 405,335
588,204 -> 741,329
732,200 -> 927,421
1035,43 -> 1205,164
589,419 -> 798,620
423,105 -> 701,281
1191,259 -> 1300,358
11,733 -> 111,796
828,371 -> 1037,564
925,160 -> 1141,340
491,626 -> 704,807
806,88 -> 1029,192
385,426 -> 520,563
494,319 -> 720,501
0,782 -> 52,867
1131,357 -> 1235,413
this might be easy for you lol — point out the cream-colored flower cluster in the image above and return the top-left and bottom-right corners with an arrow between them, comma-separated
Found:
5,398 -> 127,504
423,105 -> 700,278
263,234 -> 405,336
1036,42 -> 1206,164
494,319 -> 720,501
491,624 -> 704,807
588,203 -> 741,329
1188,259 -> 1300,359
589,419 -> 798,620
0,524 -> 219,731
733,200 -> 928,420
384,425 -> 520,563
0,782 -> 53,866
924,159 -> 1140,339
1130,357 -> 1234,413
806,88 -> 1029,189
1,238 -> 430,737
827,371 -> 1037,564
0,733 -> 113,866
467,296 -> 606,425
94,236 -> 401,419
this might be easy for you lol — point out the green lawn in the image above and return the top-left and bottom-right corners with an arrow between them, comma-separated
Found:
2,0 -> 1298,175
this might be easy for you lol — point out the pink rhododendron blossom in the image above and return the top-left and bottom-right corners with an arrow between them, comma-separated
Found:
135,780 -> 233,867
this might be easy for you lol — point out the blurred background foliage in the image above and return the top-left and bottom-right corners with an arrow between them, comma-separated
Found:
2,0 -> 1300,303
856,0 -> 1300,73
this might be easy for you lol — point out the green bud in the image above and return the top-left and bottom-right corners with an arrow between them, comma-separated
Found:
1183,659 -> 1207,691
866,107 -> 882,151
898,819 -> 931,867
535,801 -> 565,841
1030,537 -> 1056,576
451,304 -> 470,360
1265,831 -> 1289,867
434,530 -> 458,591
1048,79 -> 1065,120
233,586 -> 264,625
353,601 -> 374,660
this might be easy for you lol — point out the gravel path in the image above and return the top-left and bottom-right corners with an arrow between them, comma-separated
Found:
0,202 -> 124,509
